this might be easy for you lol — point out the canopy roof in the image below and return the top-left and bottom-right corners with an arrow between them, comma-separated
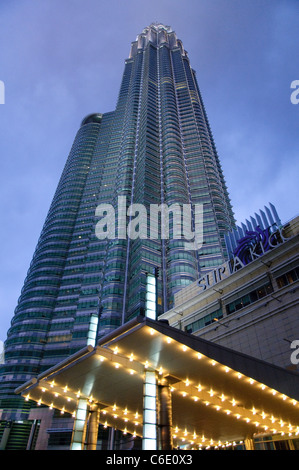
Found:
16,317 -> 299,448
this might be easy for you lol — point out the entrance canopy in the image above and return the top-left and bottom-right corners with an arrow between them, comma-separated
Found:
16,317 -> 299,448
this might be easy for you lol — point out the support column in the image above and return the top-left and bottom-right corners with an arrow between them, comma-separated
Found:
159,378 -> 173,450
244,438 -> 255,450
0,421 -> 12,450
26,419 -> 38,450
71,398 -> 88,450
27,407 -> 54,450
86,405 -> 100,450
108,427 -> 115,450
288,439 -> 295,450
142,370 -> 158,450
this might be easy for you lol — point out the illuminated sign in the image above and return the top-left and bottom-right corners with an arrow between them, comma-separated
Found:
146,274 -> 157,320
198,226 -> 289,291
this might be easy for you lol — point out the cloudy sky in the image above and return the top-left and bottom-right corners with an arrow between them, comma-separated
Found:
0,0 -> 298,340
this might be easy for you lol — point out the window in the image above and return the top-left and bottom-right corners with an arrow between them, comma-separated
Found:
226,282 -> 273,315
276,267 -> 299,289
185,308 -> 223,333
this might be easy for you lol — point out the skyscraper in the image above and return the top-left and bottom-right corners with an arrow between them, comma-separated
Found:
0,23 -> 235,447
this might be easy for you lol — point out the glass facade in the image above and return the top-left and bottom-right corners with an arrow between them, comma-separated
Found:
0,23 -> 235,432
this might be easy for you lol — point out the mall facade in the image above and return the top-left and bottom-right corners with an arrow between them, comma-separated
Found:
160,213 -> 299,373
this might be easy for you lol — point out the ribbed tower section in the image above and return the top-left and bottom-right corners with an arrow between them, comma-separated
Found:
0,114 -> 113,419
0,24 -> 235,428
119,23 -> 235,318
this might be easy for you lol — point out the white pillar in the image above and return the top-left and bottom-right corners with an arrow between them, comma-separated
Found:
142,370 -> 158,450
71,398 -> 88,450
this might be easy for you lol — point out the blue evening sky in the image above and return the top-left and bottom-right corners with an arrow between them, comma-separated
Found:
0,0 -> 298,340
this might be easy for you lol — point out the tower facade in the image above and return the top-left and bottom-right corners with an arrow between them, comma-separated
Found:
0,24 -> 234,435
